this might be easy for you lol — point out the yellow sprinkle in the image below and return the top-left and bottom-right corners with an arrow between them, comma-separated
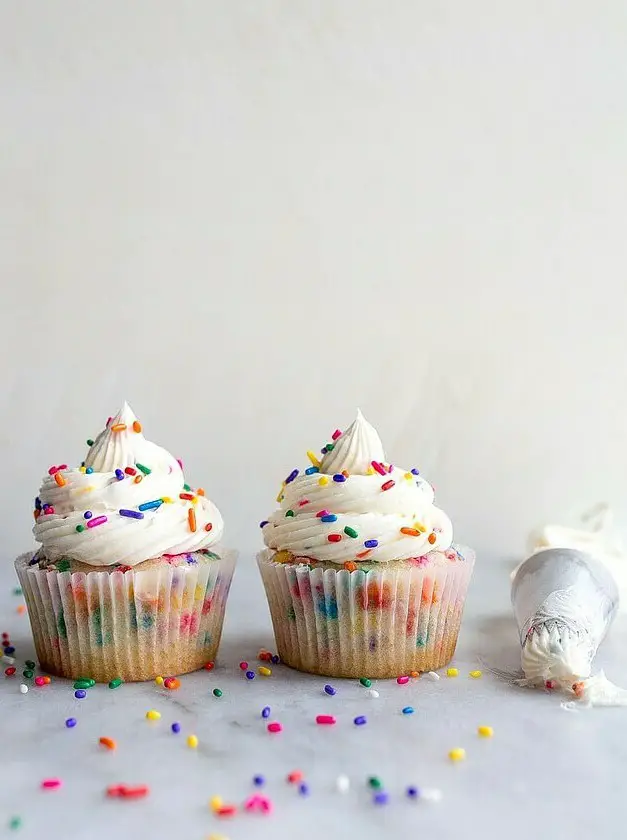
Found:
258,666 -> 272,677
306,450 -> 321,468
79,466 -> 87,474
208,834 -> 228,840
478,725 -> 493,738
366,466 -> 374,475
404,472 -> 413,480
146,709 -> 161,720
469,670 -> 482,679
78,485 -> 95,494
448,748 -> 466,762
413,522 -> 427,533
446,668 -> 459,678
318,476 -> 329,486
155,676 -> 164,685
160,496 -> 173,504
187,734 -> 199,748
276,484 -> 285,503
209,795 -> 223,812
190,496 -> 198,505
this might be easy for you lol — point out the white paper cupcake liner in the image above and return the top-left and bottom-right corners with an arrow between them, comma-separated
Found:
257,546 -> 474,678
15,550 -> 236,682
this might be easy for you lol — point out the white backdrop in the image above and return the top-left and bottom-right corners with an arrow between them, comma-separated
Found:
2,1 -> 627,563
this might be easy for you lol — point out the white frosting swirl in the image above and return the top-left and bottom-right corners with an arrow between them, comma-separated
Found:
262,411 -> 452,563
33,402 -> 224,567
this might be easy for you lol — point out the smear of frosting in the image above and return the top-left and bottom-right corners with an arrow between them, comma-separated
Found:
33,403 -> 224,566
261,411 -> 453,563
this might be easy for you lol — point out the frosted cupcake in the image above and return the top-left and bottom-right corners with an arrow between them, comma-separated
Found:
16,403 -> 235,682
258,411 -> 474,677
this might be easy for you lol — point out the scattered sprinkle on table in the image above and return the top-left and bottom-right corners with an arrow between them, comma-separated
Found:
287,770 -> 303,784
258,666 -> 271,677
406,786 -> 419,799
267,722 -> 282,733
65,718 -> 77,728
187,734 -> 199,748
373,791 -> 389,805
469,670 -> 483,678
478,725 -> 494,737
427,671 -> 440,681
354,715 -> 367,726
171,722 -> 181,733
449,748 -> 466,762
402,706 -> 414,715
261,706 -> 271,718
359,678 -> 372,687
213,688 -> 223,697
298,782 -> 310,796
74,689 -> 87,699
422,788 -> 443,803
368,776 -> 383,789
19,684 -> 28,694
108,678 -> 123,689
396,675 -> 410,685
316,714 -> 336,725
245,670 -> 255,680
446,668 -> 459,678
336,774 -> 350,793
145,709 -> 161,721
155,676 -> 164,685
99,737 -> 116,750
253,774 -> 265,786
367,689 -> 379,698
324,683 -> 337,695
209,795 -> 223,812
8,816 -> 21,830
41,779 -> 62,790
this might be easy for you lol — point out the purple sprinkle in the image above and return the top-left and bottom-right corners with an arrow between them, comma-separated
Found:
65,718 -> 77,728
115,469 -> 124,480
406,786 -> 419,799
74,689 -> 87,699
259,521 -> 269,528
324,684 -> 336,696
298,782 -> 310,796
83,511 -> 93,519
119,509 -> 144,520
285,469 -> 299,485
271,655 -> 280,665
261,706 -> 271,719
3,646 -> 15,654
253,775 -> 265,787
354,715 -> 367,726
321,446 -> 328,454
246,671 -> 255,680
35,497 -> 42,510
333,474 -> 346,483
364,539 -> 378,548
373,791 -> 389,805
171,722 -> 181,733
411,468 -> 420,475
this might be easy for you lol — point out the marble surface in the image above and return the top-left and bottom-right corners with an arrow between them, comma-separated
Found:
1,554 -> 624,840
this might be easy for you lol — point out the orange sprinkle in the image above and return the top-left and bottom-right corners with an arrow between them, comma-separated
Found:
132,421 -> 142,433
33,509 -> 40,520
111,423 -> 127,432
400,527 -> 420,537
16,605 -> 26,615
99,737 -> 116,750
344,561 -> 358,571
341,470 -> 349,478
54,473 -> 66,487
204,523 -> 213,532
428,533 -> 437,545
188,508 -> 197,532
196,488 -> 205,496
410,671 -> 420,678
42,675 -> 51,684
356,549 -> 372,559
133,475 -> 142,484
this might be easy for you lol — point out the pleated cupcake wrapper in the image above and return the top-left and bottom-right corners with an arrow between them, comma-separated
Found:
15,550 -> 236,682
258,546 -> 475,678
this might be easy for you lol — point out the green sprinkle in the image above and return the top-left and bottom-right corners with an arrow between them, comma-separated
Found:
368,776 -> 383,790
136,463 -> 151,475
74,679 -> 92,689
285,510 -> 295,517
326,443 -> 335,452
24,660 -> 36,669
108,678 -> 123,689
22,670 -> 34,679
212,688 -> 223,698
76,525 -> 85,533
183,483 -> 191,492
344,526 -> 358,538
86,439 -> 94,446
359,678 -> 372,688
12,587 -> 22,596
56,559 -> 71,572
8,816 -> 22,830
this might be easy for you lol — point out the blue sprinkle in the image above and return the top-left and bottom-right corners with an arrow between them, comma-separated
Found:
373,791 -> 389,805
83,511 -> 93,520
321,514 -> 337,523
35,497 -> 41,510
285,469 -> 299,484
115,469 -> 124,481
411,468 -> 420,475
364,539 -> 379,548
321,446 -> 328,454
3,646 -> 15,654
259,520 -> 269,528
271,655 -> 280,664
85,467 -> 93,474
304,466 -> 319,475
298,782 -> 310,796
354,715 -> 367,726
171,722 -> 181,733
119,509 -> 144,519
324,684 -> 337,696
406,786 -> 419,799
138,500 -> 162,512
261,706 -> 271,719
253,775 -> 265,787
74,689 -> 87,699
402,706 -> 415,715
333,474 -> 346,483
65,717 -> 77,728
246,670 -> 255,680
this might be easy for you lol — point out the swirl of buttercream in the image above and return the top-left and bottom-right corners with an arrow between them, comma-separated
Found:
33,402 -> 224,566
261,411 -> 452,563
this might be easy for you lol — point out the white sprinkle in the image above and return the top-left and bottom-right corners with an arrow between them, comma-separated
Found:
336,774 -> 350,793
2,655 -> 15,665
19,684 -> 28,694
367,689 -> 379,698
426,671 -> 440,681
421,787 -> 443,802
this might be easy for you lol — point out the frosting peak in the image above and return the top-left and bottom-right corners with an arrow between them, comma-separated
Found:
319,410 -> 385,476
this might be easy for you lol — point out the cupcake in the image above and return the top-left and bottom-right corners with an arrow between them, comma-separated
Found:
258,410 -> 474,677
16,402 -> 235,682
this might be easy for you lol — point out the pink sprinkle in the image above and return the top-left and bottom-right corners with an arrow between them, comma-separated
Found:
41,778 -> 62,789
48,466 -> 59,475
298,499 -> 310,507
58,464 -> 68,470
87,516 -> 108,529
316,510 -> 331,518
106,416 -> 112,426
34,676 -> 46,686
396,675 -> 410,685
267,722 -> 282,733
177,459 -> 183,470
387,464 -> 394,473
332,429 -> 342,440
244,794 -> 273,813
371,461 -> 386,476
316,715 -> 336,725
47,506 -> 55,515
239,661 -> 248,670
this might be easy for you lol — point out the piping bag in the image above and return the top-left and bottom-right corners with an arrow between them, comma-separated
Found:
511,505 -> 627,706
